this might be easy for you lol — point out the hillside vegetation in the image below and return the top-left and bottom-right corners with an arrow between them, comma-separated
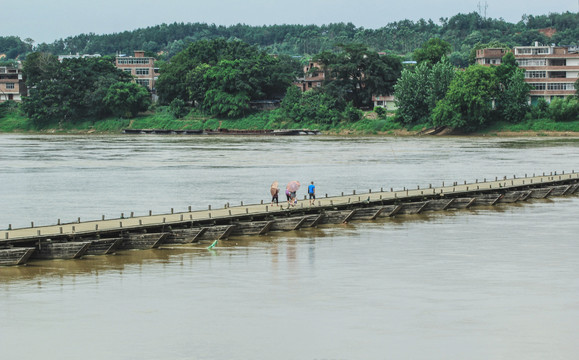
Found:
2,11 -> 578,65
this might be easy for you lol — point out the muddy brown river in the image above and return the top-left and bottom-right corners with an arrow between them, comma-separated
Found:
1,134 -> 578,359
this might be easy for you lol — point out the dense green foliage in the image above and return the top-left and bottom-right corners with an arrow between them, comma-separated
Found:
548,97 -> 579,122
432,65 -> 499,131
314,43 -> 402,108
0,36 -> 33,59
394,58 -> 456,125
21,54 -> 135,126
2,12 -> 577,68
169,98 -> 188,119
2,11 -> 578,134
103,82 -> 151,118
156,39 -> 300,117
430,55 -> 531,131
280,85 -> 347,125
413,38 -> 452,65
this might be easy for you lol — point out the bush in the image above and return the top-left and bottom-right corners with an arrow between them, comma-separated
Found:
374,106 -> 386,117
549,97 -> 579,122
281,86 -> 346,125
345,103 -> 363,122
103,82 -> 152,118
169,98 -> 188,119
0,101 -> 11,118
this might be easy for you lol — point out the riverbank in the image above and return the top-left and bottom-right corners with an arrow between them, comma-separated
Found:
2,108 -> 579,136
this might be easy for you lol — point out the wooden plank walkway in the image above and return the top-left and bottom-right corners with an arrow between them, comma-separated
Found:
3,172 -> 578,243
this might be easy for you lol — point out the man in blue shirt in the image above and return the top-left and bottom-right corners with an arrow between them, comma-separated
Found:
308,181 -> 316,206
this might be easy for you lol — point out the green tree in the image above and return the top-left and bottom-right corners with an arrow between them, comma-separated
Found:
488,52 -> 531,123
494,52 -> 518,84
280,85 -> 347,125
26,12 -> 579,60
394,57 -> 455,125
394,62 -> 431,125
22,80 -> 74,127
315,43 -> 402,108
426,58 -> 456,112
157,39 -> 295,118
169,98 -> 188,119
432,65 -> 499,131
22,56 -> 133,126
413,38 -> 452,65
22,52 -> 60,85
103,82 -> 151,118
548,97 -> 579,122
496,69 -> 530,123
501,73 -> 530,122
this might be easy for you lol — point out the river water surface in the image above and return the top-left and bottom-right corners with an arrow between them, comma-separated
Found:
1,134 -> 578,359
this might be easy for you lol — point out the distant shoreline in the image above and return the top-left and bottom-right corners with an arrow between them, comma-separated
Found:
3,127 -> 579,138
2,111 -> 579,137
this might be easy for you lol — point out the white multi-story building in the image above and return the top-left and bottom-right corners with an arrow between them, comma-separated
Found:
513,43 -> 579,104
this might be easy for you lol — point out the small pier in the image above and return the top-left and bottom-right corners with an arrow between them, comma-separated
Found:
122,128 -> 321,136
1,171 -> 578,266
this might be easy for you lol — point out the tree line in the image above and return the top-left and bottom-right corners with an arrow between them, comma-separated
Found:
394,44 -> 579,131
1,11 -> 578,66
6,36 -> 579,130
3,18 -> 578,131
21,53 -> 150,127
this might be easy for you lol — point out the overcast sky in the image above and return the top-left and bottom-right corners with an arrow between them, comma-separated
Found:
3,0 -> 578,44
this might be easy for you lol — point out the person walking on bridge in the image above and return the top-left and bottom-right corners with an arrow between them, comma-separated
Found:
270,181 -> 279,206
308,181 -> 316,206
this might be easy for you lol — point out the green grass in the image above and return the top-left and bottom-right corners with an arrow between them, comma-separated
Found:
482,119 -> 579,133
3,105 -> 579,135
330,117 -> 402,134
0,112 -> 33,132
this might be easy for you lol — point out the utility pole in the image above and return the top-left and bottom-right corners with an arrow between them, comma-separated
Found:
477,1 -> 488,19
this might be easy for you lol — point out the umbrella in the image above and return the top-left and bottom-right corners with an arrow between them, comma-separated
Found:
270,181 -> 279,196
286,181 -> 301,192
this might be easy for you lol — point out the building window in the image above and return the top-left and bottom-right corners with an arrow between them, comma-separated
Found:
550,59 -> 566,66
136,79 -> 150,87
517,47 -> 550,55
135,68 -> 150,75
123,69 -> 132,74
529,83 -> 546,90
5,83 -> 15,89
517,59 -> 547,66
117,58 -> 150,65
547,83 -> 574,91
525,71 -> 546,78
549,71 -> 566,79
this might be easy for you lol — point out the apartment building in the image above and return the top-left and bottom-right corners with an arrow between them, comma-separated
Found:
475,48 -> 509,65
513,43 -> 579,104
115,50 -> 158,93
0,64 -> 26,102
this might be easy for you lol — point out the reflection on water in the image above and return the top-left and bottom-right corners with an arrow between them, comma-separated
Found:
1,134 -> 578,360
